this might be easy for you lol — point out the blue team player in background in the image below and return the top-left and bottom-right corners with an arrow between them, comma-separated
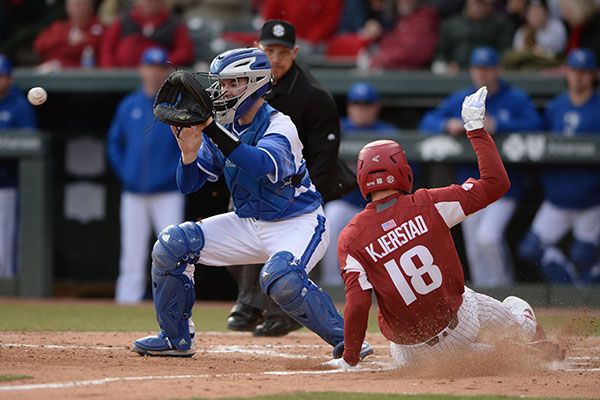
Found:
518,48 -> 600,285
419,46 -> 542,288
133,48 -> 372,359
0,54 -> 37,278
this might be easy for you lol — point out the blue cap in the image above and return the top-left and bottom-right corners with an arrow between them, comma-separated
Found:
140,47 -> 169,66
347,82 -> 379,103
0,54 -> 12,76
567,48 -> 597,71
469,46 -> 499,67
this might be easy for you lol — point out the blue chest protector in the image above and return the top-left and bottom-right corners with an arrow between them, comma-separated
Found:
223,103 -> 311,220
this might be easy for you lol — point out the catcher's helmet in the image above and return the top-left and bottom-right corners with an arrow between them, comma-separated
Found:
208,48 -> 272,125
357,140 -> 413,199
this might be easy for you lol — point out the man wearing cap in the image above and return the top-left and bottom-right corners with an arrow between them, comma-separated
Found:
107,47 -> 185,304
321,81 -> 398,286
225,19 -> 358,336
0,54 -> 37,278
518,48 -> 600,285
419,46 -> 542,288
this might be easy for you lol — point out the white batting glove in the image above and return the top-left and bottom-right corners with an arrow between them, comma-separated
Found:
321,358 -> 360,371
462,86 -> 488,131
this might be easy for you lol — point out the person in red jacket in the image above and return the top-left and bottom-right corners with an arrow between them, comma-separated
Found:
327,86 -> 563,369
260,0 -> 342,45
33,0 -> 105,69
368,0 -> 439,70
99,0 -> 194,67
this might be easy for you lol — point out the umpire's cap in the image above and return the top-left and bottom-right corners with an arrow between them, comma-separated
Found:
259,20 -> 296,49
469,46 -> 499,67
567,48 -> 597,71
0,54 -> 12,76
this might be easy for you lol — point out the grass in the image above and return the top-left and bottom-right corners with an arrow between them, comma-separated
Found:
0,375 -> 32,382
0,301 -> 597,335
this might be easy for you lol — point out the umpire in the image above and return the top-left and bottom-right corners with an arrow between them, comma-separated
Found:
225,19 -> 357,336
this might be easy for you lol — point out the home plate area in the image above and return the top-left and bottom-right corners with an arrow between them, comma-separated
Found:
0,331 -> 599,400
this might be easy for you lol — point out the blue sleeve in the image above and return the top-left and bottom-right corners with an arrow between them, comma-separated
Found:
16,100 -> 37,129
176,159 -> 209,194
106,101 -> 127,180
227,133 -> 295,180
496,92 -> 543,133
176,136 -> 225,194
418,93 -> 463,135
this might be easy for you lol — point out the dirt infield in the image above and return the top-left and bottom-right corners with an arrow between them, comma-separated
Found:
1,323 -> 599,400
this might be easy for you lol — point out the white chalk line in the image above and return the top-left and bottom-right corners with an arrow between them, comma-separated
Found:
0,362 -> 395,392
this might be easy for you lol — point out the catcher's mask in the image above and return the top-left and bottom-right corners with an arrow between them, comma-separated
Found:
205,48 -> 272,125
357,140 -> 413,200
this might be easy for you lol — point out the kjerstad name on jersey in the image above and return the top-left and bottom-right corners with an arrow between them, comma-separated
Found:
364,215 -> 429,262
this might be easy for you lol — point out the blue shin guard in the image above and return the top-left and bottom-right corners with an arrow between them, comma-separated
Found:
259,251 -> 344,346
133,222 -> 203,357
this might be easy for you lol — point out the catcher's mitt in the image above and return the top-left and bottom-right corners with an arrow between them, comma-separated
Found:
153,70 -> 213,128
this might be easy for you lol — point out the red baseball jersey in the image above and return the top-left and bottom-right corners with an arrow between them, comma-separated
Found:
338,129 -> 509,365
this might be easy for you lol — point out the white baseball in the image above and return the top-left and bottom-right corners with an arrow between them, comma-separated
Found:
27,87 -> 48,106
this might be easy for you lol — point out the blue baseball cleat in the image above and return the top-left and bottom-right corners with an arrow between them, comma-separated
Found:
132,333 -> 196,357
332,341 -> 373,360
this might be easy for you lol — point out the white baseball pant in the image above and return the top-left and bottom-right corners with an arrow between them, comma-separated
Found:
322,199 -> 362,286
0,188 -> 18,278
390,287 -> 537,367
115,191 -> 185,304
462,197 -> 516,287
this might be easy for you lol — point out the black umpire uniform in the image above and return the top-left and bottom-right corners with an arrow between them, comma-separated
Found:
226,20 -> 357,336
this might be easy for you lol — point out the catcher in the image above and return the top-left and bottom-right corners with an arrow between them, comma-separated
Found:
328,87 -> 564,369
132,47 -> 372,359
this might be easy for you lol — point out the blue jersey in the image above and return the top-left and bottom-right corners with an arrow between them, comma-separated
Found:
540,92 -> 600,209
177,102 -> 323,221
0,86 -> 37,187
419,80 -> 542,199
107,87 -> 181,193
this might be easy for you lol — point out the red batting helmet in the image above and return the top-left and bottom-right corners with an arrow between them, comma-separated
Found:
357,140 -> 413,199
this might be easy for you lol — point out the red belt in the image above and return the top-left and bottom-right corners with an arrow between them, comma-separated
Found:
425,315 -> 459,347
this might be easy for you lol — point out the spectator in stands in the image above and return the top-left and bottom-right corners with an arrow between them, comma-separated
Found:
419,46 -> 542,288
432,0 -> 514,74
260,0 -> 343,57
518,48 -> 600,285
559,0 -> 600,62
366,0 -> 439,70
323,0 -> 395,64
504,0 -> 529,27
97,0 -> 133,26
33,0 -> 105,69
321,81 -> 396,286
107,47 -> 185,304
0,55 -> 37,278
337,0 -> 395,35
421,0 -> 465,19
99,0 -> 194,67
503,0 -> 566,70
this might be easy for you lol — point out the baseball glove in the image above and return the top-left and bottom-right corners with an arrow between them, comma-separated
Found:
153,70 -> 213,128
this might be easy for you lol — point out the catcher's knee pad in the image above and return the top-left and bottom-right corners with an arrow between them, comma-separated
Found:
151,266 -> 195,350
518,231 -> 544,265
152,221 -> 205,274
570,239 -> 597,274
260,251 -> 344,346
